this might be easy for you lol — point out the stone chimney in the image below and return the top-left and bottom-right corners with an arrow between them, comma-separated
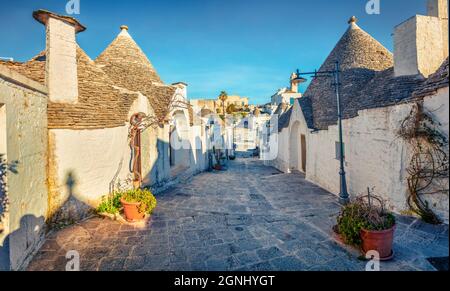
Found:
33,10 -> 86,103
428,0 -> 449,56
172,82 -> 188,100
393,0 -> 448,77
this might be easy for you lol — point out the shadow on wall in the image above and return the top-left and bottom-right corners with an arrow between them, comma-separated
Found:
52,133 -> 200,224
143,136 -> 198,189
195,136 -> 204,170
1,160 -> 92,270
0,214 -> 45,271
143,138 -> 168,188
48,171 -> 95,227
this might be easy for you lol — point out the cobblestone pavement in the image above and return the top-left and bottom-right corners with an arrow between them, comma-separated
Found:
27,158 -> 448,271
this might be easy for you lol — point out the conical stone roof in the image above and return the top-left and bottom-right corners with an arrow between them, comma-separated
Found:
48,47 -> 139,129
301,18 -> 394,130
96,27 -> 176,121
0,47 -> 139,129
96,27 -> 163,85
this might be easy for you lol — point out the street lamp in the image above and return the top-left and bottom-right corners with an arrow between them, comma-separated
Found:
293,61 -> 350,204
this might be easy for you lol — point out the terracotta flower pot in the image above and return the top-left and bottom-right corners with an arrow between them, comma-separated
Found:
360,225 -> 395,260
214,164 -> 222,170
120,198 -> 145,222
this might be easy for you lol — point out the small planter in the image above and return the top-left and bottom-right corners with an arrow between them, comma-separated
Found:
360,225 -> 395,260
213,164 -> 222,170
121,198 -> 145,222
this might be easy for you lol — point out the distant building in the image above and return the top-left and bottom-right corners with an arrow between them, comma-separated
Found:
270,72 -> 303,106
191,95 -> 249,114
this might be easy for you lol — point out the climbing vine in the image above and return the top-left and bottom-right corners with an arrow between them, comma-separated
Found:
108,92 -> 192,192
398,102 -> 449,224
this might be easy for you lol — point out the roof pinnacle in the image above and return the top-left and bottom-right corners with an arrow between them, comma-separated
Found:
348,16 -> 358,24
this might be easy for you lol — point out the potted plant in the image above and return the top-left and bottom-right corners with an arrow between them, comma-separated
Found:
120,188 -> 157,222
336,194 -> 396,260
97,188 -> 157,222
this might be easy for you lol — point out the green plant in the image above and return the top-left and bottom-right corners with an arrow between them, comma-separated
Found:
121,188 -> 157,214
97,188 -> 157,215
336,195 -> 395,246
97,192 -> 123,214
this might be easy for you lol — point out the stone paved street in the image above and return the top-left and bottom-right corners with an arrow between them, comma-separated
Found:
27,158 -> 448,271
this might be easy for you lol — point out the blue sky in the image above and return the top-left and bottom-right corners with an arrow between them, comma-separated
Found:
1,0 -> 426,104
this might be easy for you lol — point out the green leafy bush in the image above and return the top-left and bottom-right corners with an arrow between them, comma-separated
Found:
337,196 -> 395,246
97,188 -> 157,215
97,192 -> 122,214
121,188 -> 157,214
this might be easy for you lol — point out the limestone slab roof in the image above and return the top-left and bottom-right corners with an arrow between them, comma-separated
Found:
48,47 -> 139,129
0,52 -> 46,85
95,28 -> 176,122
299,20 -> 428,130
1,25 -> 179,129
277,107 -> 293,132
1,48 -> 139,129
412,58 -> 449,98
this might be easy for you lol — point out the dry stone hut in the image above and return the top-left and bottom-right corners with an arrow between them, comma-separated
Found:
267,1 -> 449,223
0,10 -> 209,269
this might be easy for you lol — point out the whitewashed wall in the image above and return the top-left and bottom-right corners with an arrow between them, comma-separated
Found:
306,88 -> 449,223
268,88 -> 448,223
0,67 -> 48,270
267,101 -> 309,173
49,126 -> 132,212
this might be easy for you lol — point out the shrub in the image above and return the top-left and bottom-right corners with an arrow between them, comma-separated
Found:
337,195 -> 395,246
121,188 -> 157,214
97,188 -> 157,215
97,192 -> 122,214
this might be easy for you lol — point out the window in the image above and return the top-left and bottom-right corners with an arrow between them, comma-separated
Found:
335,141 -> 345,160
244,121 -> 249,129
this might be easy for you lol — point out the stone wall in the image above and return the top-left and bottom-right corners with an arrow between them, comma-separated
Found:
269,87 -> 448,223
306,88 -> 449,223
48,94 -> 210,222
47,125 -> 133,222
0,66 -> 48,270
